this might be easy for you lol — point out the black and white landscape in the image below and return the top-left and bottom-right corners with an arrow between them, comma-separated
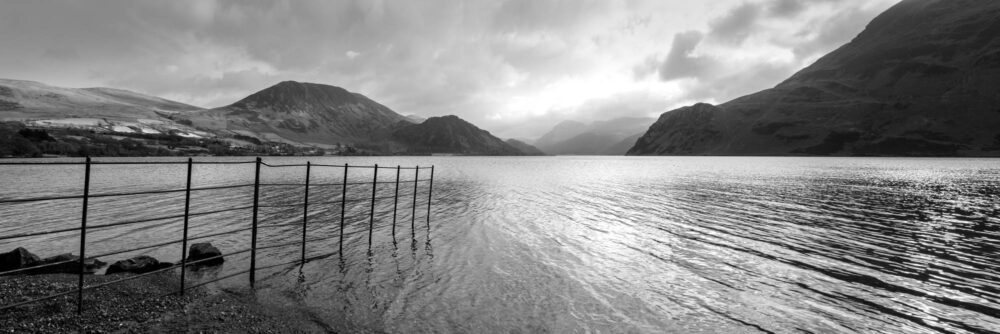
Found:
1,1 -> 999,333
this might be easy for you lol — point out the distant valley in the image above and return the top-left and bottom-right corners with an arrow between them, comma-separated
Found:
534,117 -> 653,155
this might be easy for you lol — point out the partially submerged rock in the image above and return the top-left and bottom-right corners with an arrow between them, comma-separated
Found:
187,243 -> 224,266
36,253 -> 107,274
1,248 -> 107,275
0,247 -> 41,273
106,255 -> 173,274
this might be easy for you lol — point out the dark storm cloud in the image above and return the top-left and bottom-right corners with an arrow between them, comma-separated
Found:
708,2 -> 762,45
707,0 -> 854,45
769,0 -> 850,17
635,0 -> 896,108
657,31 -> 717,81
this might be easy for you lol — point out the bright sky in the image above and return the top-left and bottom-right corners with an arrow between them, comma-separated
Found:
0,0 -> 899,139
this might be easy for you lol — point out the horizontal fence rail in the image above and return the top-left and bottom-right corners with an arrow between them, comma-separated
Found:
0,157 -> 435,315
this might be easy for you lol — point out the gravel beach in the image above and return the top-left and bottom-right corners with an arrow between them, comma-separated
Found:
0,271 -> 328,333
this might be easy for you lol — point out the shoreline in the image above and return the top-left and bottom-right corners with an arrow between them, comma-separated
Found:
0,271 -> 324,333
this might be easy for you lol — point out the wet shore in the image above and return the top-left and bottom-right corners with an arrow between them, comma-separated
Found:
0,272 -> 326,333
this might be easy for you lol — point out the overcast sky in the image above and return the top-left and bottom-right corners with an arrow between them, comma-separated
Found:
0,0 -> 898,139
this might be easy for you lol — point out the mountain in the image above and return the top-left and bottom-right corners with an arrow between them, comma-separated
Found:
2,79 -> 525,155
404,114 -> 427,123
605,133 -> 644,155
186,81 -> 411,146
534,120 -> 587,149
505,139 -> 546,155
0,79 -> 202,121
536,117 -> 654,155
630,0 -> 1000,156
391,115 -> 523,155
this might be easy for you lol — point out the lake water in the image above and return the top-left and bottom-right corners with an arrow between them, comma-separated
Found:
1,156 -> 999,333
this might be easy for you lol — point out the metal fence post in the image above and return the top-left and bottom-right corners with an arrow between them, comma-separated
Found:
427,166 -> 434,228
250,157 -> 261,287
179,157 -> 193,295
392,165 -> 400,244
368,165 -> 378,252
339,163 -> 348,258
301,161 -> 310,264
411,167 -> 419,241
77,156 -> 91,314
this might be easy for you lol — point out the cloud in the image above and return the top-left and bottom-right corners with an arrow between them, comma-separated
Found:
42,46 -> 80,61
708,2 -> 762,45
657,31 -> 717,81
768,0 -> 807,17
634,0 -> 898,111
788,5 -> 882,59
632,55 -> 661,80
568,90 -> 670,121
0,0 -> 899,139
681,61 -> 799,102
491,0 -> 610,34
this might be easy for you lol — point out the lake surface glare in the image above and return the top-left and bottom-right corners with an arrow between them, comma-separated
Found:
2,156 -> 999,333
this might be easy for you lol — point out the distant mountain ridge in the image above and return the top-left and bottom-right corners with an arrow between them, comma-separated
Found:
404,114 -> 427,123
505,139 -> 545,155
534,120 -> 587,149
536,117 -> 654,155
391,115 -> 523,155
186,81 -> 411,146
1,79 -> 526,155
0,79 -> 202,121
630,0 -> 1000,156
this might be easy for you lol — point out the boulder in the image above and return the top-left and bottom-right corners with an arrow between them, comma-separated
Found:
106,255 -> 172,274
34,254 -> 106,274
187,243 -> 224,266
0,247 -> 41,273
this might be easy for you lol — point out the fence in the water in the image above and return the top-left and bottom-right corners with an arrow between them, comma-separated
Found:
0,157 -> 434,314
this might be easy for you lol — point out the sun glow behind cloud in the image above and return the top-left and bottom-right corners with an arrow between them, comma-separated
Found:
0,0 -> 899,139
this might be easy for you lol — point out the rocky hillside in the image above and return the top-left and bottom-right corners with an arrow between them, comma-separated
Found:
536,117 -> 654,155
391,115 -> 523,155
629,0 -> 1000,156
0,79 -> 202,121
187,81 -> 411,146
